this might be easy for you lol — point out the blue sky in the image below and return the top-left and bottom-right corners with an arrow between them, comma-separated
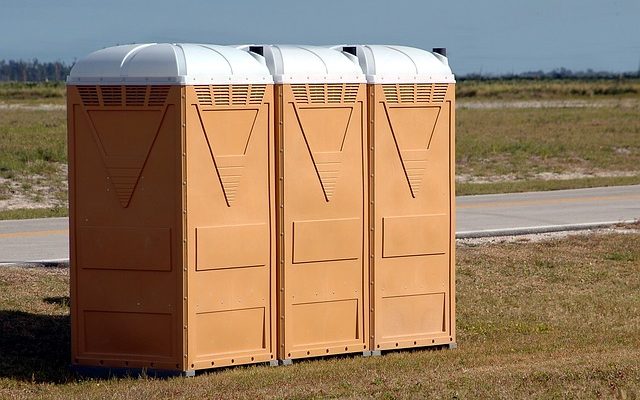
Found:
1,0 -> 639,75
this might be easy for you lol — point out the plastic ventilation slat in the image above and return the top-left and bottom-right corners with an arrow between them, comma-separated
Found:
292,84 -> 359,104
196,85 -> 265,106
125,86 -> 147,106
148,86 -> 170,106
78,86 -> 100,106
383,84 -> 447,104
100,86 -> 123,106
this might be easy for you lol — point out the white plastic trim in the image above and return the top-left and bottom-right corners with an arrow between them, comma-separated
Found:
67,43 -> 274,85
333,45 -> 455,84
246,45 -> 366,84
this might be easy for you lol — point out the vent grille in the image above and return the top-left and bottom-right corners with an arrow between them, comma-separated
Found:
148,86 -> 170,106
292,84 -> 360,104
76,85 -> 170,107
194,85 -> 266,106
432,84 -> 448,102
77,86 -> 99,106
383,84 -> 449,104
124,86 -> 147,106
100,86 -> 122,106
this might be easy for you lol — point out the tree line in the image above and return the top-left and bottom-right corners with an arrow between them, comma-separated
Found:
459,68 -> 640,81
0,59 -> 638,82
0,59 -> 73,82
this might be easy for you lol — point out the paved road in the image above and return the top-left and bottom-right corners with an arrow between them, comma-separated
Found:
0,217 -> 68,263
457,185 -> 639,237
1,185 -> 639,263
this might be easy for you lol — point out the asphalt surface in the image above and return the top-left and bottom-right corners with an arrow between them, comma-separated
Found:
457,184 -> 639,237
1,185 -> 639,263
0,217 -> 68,263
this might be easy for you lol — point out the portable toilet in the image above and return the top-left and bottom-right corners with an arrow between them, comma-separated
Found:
240,45 -> 370,363
67,43 -> 276,375
337,45 -> 456,353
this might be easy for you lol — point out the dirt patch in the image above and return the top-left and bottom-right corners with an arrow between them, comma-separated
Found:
0,102 -> 65,111
457,224 -> 640,247
456,169 -> 640,184
0,163 -> 67,210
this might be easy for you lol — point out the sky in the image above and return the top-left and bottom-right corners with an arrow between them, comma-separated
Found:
1,0 -> 639,75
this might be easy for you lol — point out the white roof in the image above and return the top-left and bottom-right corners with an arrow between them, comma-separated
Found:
335,45 -> 455,84
244,45 -> 365,84
67,43 -> 273,85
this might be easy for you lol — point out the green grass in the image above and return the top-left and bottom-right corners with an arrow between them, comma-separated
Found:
457,175 -> 640,196
456,105 -> 640,179
1,232 -> 639,398
0,207 -> 67,220
0,109 -> 66,178
0,108 -> 67,216
457,78 -> 640,100
0,82 -> 66,104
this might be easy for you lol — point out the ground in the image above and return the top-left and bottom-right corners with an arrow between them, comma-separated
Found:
0,229 -> 639,399
1,79 -> 640,218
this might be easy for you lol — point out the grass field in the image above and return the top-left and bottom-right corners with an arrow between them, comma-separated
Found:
0,82 -> 65,105
456,104 -> 640,194
457,78 -> 640,100
0,108 -> 67,215
0,80 -> 639,218
0,231 -> 638,398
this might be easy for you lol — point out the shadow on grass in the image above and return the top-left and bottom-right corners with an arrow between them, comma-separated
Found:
0,310 -> 72,383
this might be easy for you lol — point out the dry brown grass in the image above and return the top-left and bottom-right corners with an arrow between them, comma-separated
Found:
456,79 -> 640,100
1,232 -> 639,399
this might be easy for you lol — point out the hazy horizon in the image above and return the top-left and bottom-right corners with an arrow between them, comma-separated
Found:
1,0 -> 639,75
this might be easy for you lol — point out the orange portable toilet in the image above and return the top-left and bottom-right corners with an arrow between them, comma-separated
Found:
67,43 -> 277,376
243,45 -> 369,363
340,45 -> 457,353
